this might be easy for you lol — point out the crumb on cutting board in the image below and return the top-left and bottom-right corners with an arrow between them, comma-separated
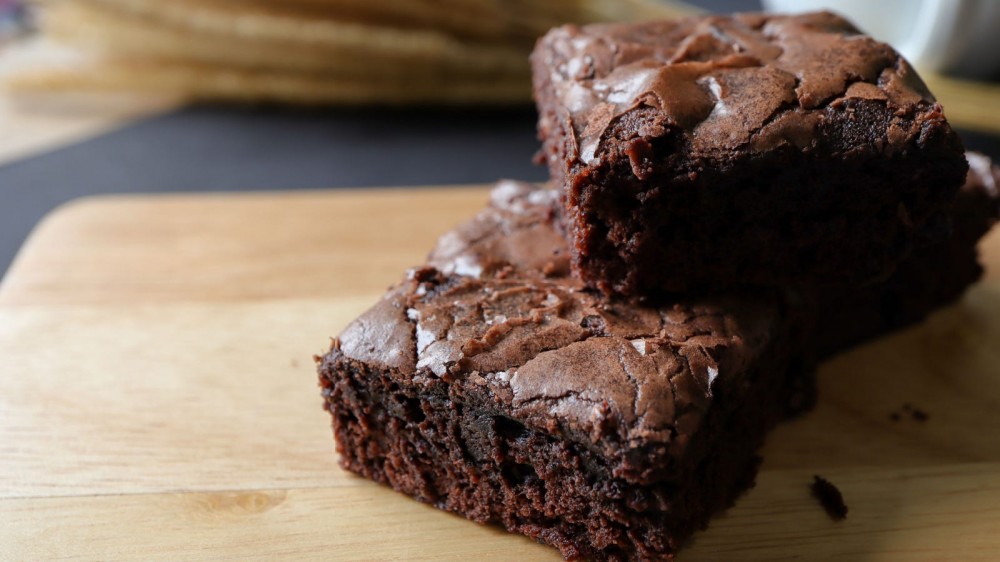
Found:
811,475 -> 848,521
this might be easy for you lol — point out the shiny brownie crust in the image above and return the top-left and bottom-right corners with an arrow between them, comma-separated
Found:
319,253 -> 807,560
531,11 -> 968,296
319,153 -> 998,561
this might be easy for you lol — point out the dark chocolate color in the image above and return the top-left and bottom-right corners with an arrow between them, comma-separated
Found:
320,156 -> 998,561
321,267 -> 802,560
329,262 -> 796,475
532,11 -> 968,296
432,152 -> 999,359
323,180 -> 807,560
811,475 -> 848,521
807,152 -> 999,356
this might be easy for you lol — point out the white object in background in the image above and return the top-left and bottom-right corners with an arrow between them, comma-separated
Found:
763,0 -> 1000,80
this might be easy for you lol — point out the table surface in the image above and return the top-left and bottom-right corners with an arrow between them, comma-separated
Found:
2,187 -> 1000,560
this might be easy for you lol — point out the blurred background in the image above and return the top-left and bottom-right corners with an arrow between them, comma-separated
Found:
1,0 -> 999,277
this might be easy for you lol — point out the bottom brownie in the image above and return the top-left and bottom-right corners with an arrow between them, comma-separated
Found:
324,301 -> 800,559
320,260 -> 806,560
808,152 -> 999,357
318,154 -> 999,561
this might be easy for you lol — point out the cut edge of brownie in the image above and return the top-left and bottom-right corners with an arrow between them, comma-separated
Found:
317,268 -> 805,559
317,152 -> 999,561
320,343 -> 801,559
807,151 -> 1000,356
531,11 -> 968,297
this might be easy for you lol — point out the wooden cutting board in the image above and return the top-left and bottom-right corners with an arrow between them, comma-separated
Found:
2,187 -> 1000,561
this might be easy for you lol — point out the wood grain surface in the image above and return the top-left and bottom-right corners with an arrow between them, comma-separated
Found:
2,187 -> 1000,560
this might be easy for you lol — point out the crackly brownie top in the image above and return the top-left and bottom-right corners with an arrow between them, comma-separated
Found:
429,180 -> 571,280
533,11 -> 941,164
335,181 -> 779,469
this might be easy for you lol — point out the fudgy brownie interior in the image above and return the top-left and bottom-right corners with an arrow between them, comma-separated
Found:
321,227 -> 806,560
532,12 -> 968,296
320,153 -> 998,561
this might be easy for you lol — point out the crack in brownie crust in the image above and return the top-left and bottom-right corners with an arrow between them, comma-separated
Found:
319,265 -> 803,559
330,264 -> 794,481
319,161 -> 999,560
318,176 -> 810,559
532,11 -> 968,296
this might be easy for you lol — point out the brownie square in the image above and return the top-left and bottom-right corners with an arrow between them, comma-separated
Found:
318,154 -> 998,561
532,11 -> 968,296
433,152 -> 998,362
807,152 -> 999,356
319,198 -> 808,560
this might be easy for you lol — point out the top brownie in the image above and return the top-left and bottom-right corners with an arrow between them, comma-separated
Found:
532,11 -> 968,296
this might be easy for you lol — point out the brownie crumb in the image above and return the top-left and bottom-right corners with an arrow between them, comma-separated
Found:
811,475 -> 848,521
895,403 -> 929,422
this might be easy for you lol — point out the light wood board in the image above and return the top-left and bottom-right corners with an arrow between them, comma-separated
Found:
2,187 -> 1000,560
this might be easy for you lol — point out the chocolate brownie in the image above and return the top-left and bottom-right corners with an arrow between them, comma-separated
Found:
808,152 -> 1000,356
531,11 -> 968,296
319,194 -> 809,560
433,153 -> 999,359
318,154 -> 998,561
